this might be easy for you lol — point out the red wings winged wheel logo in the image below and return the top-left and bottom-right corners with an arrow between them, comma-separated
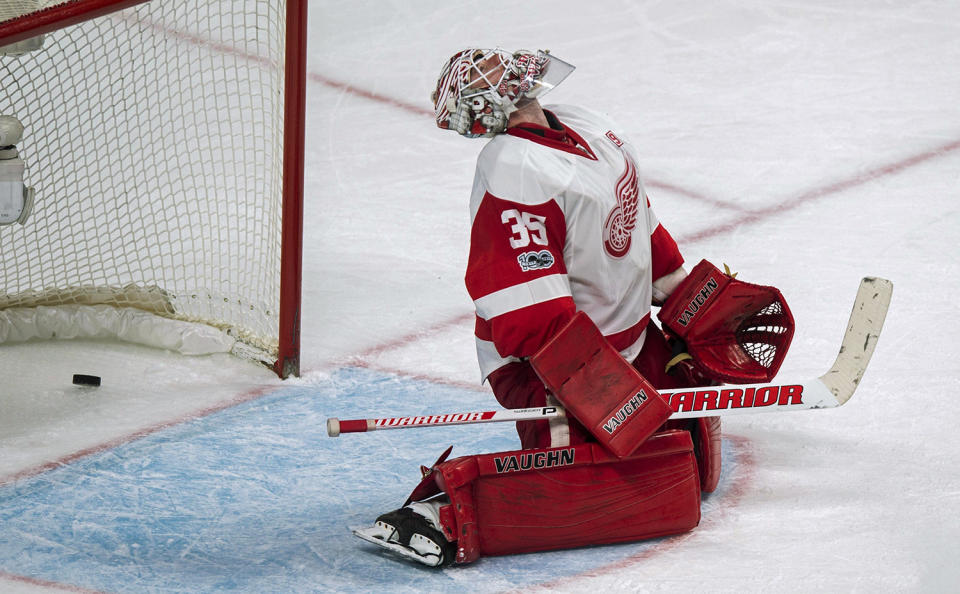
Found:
603,155 -> 641,258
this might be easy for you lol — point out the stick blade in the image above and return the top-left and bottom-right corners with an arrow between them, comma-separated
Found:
820,277 -> 893,405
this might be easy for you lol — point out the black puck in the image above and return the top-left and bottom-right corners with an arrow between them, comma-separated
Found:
72,374 -> 101,387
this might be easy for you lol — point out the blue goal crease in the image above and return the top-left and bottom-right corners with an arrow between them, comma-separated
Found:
0,366 -> 738,593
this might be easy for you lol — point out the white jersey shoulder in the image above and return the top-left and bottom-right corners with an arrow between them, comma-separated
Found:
470,104 -> 620,216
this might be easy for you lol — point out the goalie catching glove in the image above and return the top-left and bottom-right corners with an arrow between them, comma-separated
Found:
658,260 -> 795,384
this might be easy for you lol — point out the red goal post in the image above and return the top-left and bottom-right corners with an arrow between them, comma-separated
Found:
0,1 -> 306,377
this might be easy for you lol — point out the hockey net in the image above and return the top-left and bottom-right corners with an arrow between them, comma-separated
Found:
0,0 -> 305,377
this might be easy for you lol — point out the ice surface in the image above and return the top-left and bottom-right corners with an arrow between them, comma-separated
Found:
2,0 -> 959,591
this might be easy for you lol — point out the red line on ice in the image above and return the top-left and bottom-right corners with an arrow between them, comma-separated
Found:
644,178 -> 750,213
349,312 -> 474,361
309,72 -> 433,118
0,570 -> 109,594
677,138 -> 960,244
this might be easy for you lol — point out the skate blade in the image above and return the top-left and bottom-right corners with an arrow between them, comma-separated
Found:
352,526 -> 444,567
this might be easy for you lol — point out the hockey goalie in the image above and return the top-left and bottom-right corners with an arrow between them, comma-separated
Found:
353,47 -> 795,567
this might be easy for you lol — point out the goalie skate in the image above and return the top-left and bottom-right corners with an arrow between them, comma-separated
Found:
352,503 -> 455,567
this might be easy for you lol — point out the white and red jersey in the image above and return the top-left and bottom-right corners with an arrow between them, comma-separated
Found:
466,104 -> 684,381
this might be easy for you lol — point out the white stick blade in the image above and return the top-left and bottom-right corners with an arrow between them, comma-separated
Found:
820,277 -> 893,405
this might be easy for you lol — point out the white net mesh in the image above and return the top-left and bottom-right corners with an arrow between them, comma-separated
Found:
738,301 -> 790,369
0,1 -> 289,363
0,1 -> 61,23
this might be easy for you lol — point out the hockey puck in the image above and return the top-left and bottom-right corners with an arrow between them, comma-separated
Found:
72,374 -> 101,387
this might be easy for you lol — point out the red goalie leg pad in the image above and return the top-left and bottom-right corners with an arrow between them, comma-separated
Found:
694,416 -> 722,493
658,260 -> 795,383
530,311 -> 673,458
427,430 -> 701,564
659,416 -> 723,493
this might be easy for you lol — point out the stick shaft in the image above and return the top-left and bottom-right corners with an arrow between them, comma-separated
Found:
327,407 -> 563,436
326,379 -> 832,436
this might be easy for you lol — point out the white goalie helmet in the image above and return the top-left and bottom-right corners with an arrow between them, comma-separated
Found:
431,48 -> 575,138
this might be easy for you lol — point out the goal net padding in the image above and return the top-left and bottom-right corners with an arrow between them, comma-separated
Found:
0,1 -> 306,376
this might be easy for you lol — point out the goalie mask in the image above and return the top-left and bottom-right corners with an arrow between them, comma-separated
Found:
431,48 -> 575,138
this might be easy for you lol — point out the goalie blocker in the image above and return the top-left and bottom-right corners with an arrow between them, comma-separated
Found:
529,311 -> 674,458
365,430 -> 700,566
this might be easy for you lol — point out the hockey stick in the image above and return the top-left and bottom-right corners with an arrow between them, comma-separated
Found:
327,277 -> 892,437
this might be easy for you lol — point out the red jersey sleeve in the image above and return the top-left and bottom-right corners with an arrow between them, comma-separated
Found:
466,192 -> 576,358
650,222 -> 684,281
643,190 -> 684,281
